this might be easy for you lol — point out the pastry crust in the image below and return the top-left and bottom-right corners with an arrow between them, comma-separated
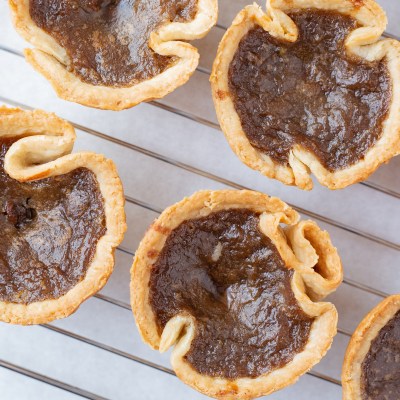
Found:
211,0 -> 400,190
342,294 -> 400,400
8,0 -> 218,110
131,190 -> 342,399
0,106 -> 126,325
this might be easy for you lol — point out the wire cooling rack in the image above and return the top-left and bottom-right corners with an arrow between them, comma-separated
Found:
0,1 -> 399,399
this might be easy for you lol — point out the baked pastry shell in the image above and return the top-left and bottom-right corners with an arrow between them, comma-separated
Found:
0,106 -> 126,325
9,0 -> 218,110
131,189 -> 343,399
342,294 -> 400,399
211,0 -> 400,190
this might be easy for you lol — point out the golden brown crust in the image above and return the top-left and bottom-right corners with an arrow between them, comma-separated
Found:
0,106 -> 126,325
8,0 -> 218,110
342,295 -> 400,400
211,0 -> 400,190
131,189 -> 342,399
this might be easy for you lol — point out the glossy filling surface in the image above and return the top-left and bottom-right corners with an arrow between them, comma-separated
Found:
149,209 -> 314,378
0,138 -> 106,304
228,10 -> 391,171
29,0 -> 197,87
361,310 -> 400,400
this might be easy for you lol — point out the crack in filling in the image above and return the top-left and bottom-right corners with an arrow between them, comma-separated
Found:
149,209 -> 314,379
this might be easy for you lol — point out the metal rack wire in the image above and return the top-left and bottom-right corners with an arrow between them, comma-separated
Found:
0,8 -> 399,400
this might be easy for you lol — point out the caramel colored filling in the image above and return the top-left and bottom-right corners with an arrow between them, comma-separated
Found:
361,310 -> 400,400
149,209 -> 313,379
228,10 -> 391,171
0,138 -> 106,304
29,0 -> 197,87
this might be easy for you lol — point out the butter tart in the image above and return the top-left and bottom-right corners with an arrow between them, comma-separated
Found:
211,0 -> 400,190
342,295 -> 400,400
131,190 -> 342,399
9,0 -> 218,110
0,107 -> 126,325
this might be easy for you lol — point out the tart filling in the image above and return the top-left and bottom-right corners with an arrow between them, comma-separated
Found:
29,0 -> 198,87
228,9 -> 391,172
149,209 -> 313,378
361,310 -> 400,399
0,138 -> 106,304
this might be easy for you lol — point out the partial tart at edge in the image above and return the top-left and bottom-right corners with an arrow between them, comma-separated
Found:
0,107 -> 126,324
9,0 -> 218,110
342,295 -> 400,400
